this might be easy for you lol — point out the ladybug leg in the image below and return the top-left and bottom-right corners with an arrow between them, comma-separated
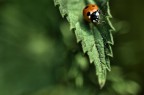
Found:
98,9 -> 102,14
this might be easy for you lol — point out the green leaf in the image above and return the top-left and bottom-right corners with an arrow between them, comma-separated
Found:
54,0 -> 115,88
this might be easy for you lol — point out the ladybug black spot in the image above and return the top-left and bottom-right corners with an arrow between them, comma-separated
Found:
92,5 -> 95,7
84,6 -> 89,9
87,12 -> 90,16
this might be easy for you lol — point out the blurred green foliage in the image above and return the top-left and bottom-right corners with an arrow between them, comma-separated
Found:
0,0 -> 144,95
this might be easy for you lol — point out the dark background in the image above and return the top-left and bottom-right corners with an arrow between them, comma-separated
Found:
0,0 -> 144,95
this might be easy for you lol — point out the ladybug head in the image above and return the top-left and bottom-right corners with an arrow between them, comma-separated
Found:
87,10 -> 100,23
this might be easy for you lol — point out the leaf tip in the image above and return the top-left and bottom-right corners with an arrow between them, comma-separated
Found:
99,78 -> 106,89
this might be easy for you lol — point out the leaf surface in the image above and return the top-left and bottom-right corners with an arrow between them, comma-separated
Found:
54,0 -> 115,88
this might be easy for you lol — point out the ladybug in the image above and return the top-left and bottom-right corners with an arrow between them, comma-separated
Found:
83,4 -> 101,23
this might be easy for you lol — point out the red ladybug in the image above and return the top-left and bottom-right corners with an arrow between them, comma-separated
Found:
83,4 -> 100,23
